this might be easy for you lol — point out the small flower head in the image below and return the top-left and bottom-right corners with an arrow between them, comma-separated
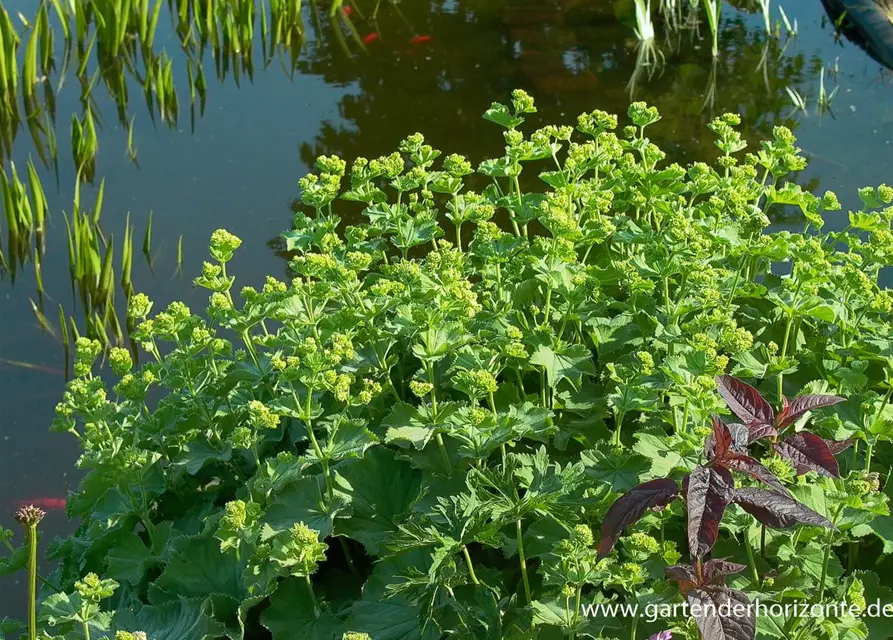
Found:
635,351 -> 654,376
649,632 -> 673,640
232,426 -> 253,450
626,532 -> 660,555
270,522 -> 328,576
343,633 -> 372,640
455,369 -> 499,398
247,400 -> 280,430
116,633 -> 148,640
74,572 -> 119,602
409,380 -> 434,398
74,337 -> 103,377
511,89 -> 536,114
14,505 -> 46,527
127,293 -> 153,319
108,347 -> 133,376
759,456 -> 796,485
316,154 -> 347,176
210,229 -> 243,263
443,153 -> 473,178
570,524 -> 595,548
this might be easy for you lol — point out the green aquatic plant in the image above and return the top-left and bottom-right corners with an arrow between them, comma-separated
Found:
634,0 -> 656,41
817,64 -> 839,114
0,159 -> 48,273
70,106 -> 98,182
702,0 -> 722,56
4,92 -> 893,639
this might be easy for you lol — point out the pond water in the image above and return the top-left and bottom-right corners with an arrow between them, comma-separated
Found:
0,0 -> 891,614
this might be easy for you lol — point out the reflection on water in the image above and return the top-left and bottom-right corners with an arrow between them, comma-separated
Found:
0,0 -> 892,615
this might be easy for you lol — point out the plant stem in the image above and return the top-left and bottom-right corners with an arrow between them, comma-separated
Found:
540,368 -> 548,408
760,525 -> 766,559
305,574 -> 320,617
436,433 -> 452,474
743,532 -> 760,586
865,439 -> 874,471
511,176 -> 524,237
817,503 -> 844,603
462,545 -> 480,585
777,311 -> 795,400
568,597 -> 575,640
26,523 -> 37,640
298,388 -> 334,498
82,620 -> 91,640
614,411 -> 624,447
516,519 -> 532,604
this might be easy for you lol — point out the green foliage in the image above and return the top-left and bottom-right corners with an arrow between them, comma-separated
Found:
9,93 -> 893,639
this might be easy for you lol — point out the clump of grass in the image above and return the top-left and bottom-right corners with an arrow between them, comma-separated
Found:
0,159 -> 47,272
71,106 -> 98,182
817,64 -> 839,113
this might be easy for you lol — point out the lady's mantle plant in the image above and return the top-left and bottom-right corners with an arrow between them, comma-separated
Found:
10,91 -> 893,640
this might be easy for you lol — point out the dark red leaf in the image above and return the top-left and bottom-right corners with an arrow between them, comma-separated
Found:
703,559 -> 747,585
732,487 -> 835,530
597,478 -> 679,558
722,455 -> 790,495
688,587 -> 756,640
825,438 -> 855,455
774,432 -> 841,478
687,466 -> 735,560
705,417 -> 733,461
716,375 -> 774,427
776,394 -> 844,430
745,420 -> 777,444
665,564 -> 697,582
665,564 -> 698,595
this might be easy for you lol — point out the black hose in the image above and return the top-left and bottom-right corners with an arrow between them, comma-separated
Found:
821,0 -> 893,70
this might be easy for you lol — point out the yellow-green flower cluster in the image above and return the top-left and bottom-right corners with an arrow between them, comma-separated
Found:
210,229 -> 242,263
74,337 -> 103,377
75,573 -> 119,601
356,379 -> 382,405
271,522 -> 328,576
626,532 -> 659,555
221,499 -> 262,532
108,347 -> 133,376
232,426 -> 253,450
113,369 -> 156,402
247,400 -> 280,430
330,333 -> 356,362
577,109 -> 617,136
636,351 -> 654,376
456,369 -> 498,397
410,380 -> 433,398
127,292 -> 153,319
759,456 -> 795,485
323,370 -> 355,402
316,154 -> 346,176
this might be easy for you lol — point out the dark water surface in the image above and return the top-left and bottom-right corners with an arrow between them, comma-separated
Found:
0,0 -> 891,614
